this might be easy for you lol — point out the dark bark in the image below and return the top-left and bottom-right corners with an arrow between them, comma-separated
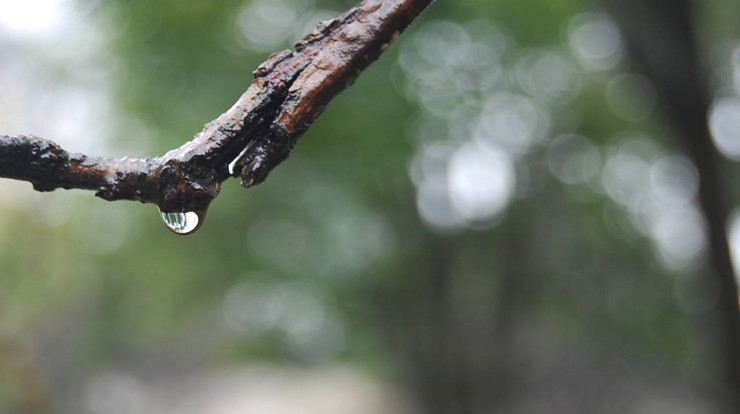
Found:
605,0 -> 740,407
0,0 -> 433,229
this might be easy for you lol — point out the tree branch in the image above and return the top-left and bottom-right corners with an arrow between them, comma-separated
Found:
0,0 -> 433,233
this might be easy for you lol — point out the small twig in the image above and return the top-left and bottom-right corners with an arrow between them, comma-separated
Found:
0,0 -> 433,232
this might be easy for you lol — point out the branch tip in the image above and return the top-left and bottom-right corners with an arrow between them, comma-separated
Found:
0,0 -> 434,234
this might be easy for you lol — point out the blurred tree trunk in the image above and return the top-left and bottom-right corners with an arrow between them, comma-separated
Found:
604,0 -> 740,408
380,216 -> 530,414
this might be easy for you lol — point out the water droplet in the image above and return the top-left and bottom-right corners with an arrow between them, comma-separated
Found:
159,210 -> 201,235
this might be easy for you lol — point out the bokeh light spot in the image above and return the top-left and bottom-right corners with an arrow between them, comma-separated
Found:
568,12 -> 624,71
709,97 -> 740,160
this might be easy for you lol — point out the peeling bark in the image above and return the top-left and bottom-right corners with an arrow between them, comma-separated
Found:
0,0 -> 433,231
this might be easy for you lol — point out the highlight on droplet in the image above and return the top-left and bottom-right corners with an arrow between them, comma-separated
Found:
159,210 -> 201,235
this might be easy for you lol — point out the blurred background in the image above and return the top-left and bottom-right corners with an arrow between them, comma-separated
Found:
1,0 -> 740,413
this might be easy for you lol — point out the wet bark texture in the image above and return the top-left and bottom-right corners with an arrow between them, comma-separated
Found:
0,0 -> 433,216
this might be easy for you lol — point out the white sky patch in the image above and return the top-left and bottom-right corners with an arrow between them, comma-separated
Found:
0,0 -> 67,39
0,0 -> 140,241
0,0 -> 118,154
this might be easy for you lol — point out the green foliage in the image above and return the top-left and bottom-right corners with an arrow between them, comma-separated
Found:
1,0 -> 737,411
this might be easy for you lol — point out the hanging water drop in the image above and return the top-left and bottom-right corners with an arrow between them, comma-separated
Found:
159,210 -> 201,235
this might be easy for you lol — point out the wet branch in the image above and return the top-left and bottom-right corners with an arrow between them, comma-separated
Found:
0,0 -> 433,223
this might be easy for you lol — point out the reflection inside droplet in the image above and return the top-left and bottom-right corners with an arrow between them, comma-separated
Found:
159,210 -> 201,235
